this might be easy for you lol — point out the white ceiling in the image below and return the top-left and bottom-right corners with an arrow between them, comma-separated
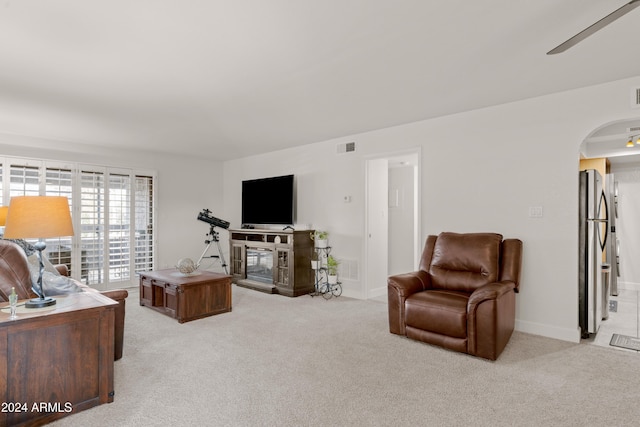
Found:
1,1 -> 640,161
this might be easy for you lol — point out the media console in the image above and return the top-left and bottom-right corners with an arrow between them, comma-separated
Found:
229,229 -> 315,297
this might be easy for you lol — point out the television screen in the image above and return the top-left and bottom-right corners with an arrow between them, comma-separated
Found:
242,174 -> 295,226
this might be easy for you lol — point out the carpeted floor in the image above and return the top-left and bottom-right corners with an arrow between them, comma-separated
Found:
51,285 -> 640,427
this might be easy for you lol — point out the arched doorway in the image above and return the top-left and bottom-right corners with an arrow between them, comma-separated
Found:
580,117 -> 640,348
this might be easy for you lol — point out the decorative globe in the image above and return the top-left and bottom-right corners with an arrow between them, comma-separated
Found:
176,258 -> 197,274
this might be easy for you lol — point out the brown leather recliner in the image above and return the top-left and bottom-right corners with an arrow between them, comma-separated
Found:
0,239 -> 128,360
388,232 -> 523,360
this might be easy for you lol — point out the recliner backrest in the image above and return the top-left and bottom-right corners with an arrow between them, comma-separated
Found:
427,232 -> 503,293
0,240 -> 36,301
500,238 -> 523,292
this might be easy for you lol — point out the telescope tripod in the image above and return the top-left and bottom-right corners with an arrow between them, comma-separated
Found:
196,226 -> 228,274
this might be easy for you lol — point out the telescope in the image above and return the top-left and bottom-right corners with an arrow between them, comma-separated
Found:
197,209 -> 230,230
195,209 -> 229,273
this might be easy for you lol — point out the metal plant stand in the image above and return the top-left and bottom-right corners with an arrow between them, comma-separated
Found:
311,246 -> 342,299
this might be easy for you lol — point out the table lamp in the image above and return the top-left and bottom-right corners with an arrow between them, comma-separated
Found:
0,205 -> 8,228
3,196 -> 74,308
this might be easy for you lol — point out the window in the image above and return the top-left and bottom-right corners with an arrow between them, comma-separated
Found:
44,165 -> 73,268
134,175 -> 154,273
10,163 -> 40,196
107,173 -> 131,282
0,156 -> 156,288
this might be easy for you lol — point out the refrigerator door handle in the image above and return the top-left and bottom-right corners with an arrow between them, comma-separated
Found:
614,181 -> 619,218
598,189 -> 609,252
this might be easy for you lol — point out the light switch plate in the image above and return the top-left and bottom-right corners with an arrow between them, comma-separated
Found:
529,206 -> 543,218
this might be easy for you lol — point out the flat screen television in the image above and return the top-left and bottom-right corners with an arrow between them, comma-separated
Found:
242,174 -> 295,226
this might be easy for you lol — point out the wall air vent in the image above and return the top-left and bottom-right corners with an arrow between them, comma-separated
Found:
338,259 -> 359,281
632,87 -> 640,108
337,142 -> 356,154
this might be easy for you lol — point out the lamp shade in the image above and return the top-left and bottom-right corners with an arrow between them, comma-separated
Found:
0,206 -> 8,226
4,196 -> 74,239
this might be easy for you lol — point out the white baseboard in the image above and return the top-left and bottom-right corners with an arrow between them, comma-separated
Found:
368,286 -> 386,299
515,319 -> 581,343
340,289 -> 361,299
618,281 -> 640,292
343,287 -> 582,344
338,284 -> 386,300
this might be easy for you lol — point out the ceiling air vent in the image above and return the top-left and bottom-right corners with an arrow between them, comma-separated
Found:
628,126 -> 640,133
337,142 -> 356,154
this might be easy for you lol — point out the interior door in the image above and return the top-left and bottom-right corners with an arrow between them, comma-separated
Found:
365,158 -> 389,298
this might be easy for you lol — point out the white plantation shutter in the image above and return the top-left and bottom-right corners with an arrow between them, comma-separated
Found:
80,169 -> 106,285
44,166 -> 74,269
134,175 -> 154,273
78,168 -> 155,287
0,157 -> 156,288
9,163 -> 40,196
6,160 -> 72,268
107,173 -> 131,283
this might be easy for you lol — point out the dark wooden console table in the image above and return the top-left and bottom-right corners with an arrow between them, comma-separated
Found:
0,291 -> 117,427
139,269 -> 232,323
229,229 -> 315,297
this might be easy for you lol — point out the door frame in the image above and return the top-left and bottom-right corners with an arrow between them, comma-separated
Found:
364,148 -> 421,299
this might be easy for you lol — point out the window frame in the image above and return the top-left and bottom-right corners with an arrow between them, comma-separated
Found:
0,155 -> 156,289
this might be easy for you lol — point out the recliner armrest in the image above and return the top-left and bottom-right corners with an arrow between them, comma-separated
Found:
54,264 -> 69,276
387,270 -> 431,297
467,280 -> 517,360
387,270 -> 431,336
99,288 -> 128,361
467,280 -> 515,307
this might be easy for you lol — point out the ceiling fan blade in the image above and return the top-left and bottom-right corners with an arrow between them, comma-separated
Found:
547,0 -> 640,55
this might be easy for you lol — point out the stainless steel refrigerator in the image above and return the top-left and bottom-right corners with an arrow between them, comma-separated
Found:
579,169 -> 608,338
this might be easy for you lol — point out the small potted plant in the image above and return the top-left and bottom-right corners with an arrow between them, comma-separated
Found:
327,255 -> 339,284
311,230 -> 328,249
310,251 -> 320,270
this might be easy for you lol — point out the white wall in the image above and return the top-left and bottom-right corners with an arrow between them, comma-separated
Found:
3,75 -> 640,343
223,141 -> 369,296
223,75 -> 640,343
0,133 -> 225,274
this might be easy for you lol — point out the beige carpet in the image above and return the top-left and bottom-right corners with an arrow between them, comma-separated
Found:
51,285 -> 640,427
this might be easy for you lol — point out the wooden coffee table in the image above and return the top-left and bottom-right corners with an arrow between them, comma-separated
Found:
139,269 -> 232,323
